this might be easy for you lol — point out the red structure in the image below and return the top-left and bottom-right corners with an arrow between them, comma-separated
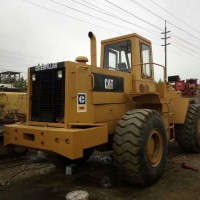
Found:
175,79 -> 198,96
168,76 -> 198,97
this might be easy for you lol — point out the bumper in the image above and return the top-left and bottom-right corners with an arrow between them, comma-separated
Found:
4,124 -> 107,159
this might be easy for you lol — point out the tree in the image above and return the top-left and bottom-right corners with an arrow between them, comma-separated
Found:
158,78 -> 163,83
13,77 -> 27,92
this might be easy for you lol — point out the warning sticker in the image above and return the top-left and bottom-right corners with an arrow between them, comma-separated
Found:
77,93 -> 87,112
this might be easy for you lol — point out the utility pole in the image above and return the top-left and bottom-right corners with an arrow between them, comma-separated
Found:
161,20 -> 170,81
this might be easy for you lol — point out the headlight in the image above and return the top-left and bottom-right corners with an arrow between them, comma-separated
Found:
32,74 -> 36,81
57,70 -> 62,79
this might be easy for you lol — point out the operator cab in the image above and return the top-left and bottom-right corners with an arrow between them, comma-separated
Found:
100,33 -> 156,93
101,33 -> 153,76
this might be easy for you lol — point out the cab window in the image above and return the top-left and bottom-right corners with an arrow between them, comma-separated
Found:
104,40 -> 131,72
141,44 -> 152,78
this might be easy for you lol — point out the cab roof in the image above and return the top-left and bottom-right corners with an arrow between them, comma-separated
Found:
101,33 -> 151,44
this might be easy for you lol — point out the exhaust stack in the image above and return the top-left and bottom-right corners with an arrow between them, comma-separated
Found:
88,31 -> 97,68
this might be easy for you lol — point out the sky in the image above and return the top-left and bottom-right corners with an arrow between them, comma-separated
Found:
1,0 -> 200,81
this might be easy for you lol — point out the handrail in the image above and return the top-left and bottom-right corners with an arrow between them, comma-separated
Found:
89,74 -> 95,90
71,65 -> 89,98
132,62 -> 167,83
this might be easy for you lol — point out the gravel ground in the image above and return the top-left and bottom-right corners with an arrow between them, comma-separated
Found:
0,141 -> 200,200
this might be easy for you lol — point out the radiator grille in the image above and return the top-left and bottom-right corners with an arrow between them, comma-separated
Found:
30,63 -> 65,123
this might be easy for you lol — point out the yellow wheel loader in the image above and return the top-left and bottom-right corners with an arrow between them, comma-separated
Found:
0,91 -> 27,155
4,32 -> 199,185
0,92 -> 26,134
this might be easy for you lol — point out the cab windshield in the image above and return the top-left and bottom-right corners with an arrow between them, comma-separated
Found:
104,40 -> 131,72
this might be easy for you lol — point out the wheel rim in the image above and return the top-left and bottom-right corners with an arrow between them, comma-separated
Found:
147,129 -> 163,167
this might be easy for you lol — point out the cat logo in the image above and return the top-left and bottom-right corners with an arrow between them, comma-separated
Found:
78,94 -> 85,104
105,78 -> 114,90
77,93 -> 87,112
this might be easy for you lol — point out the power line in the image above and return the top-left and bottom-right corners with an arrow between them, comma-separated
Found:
27,0 -> 156,38
0,53 -> 40,63
149,0 -> 200,35
171,43 -> 200,61
25,0 -> 195,52
48,0 -> 145,33
105,0 -> 163,31
98,0 -> 200,55
48,0 -> 124,28
105,0 -> 200,64
165,1 -> 200,30
171,33 -> 200,50
73,0 -> 115,16
23,0 -> 122,34
129,0 -> 164,21
83,0 -> 129,16
22,0 -> 200,66
64,0 -> 160,36
149,0 -> 200,41
82,0 -> 159,35
0,48 -> 46,60
128,0 -> 200,50
172,40 -> 198,53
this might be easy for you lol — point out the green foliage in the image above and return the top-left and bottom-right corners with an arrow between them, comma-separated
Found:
13,77 -> 27,92
158,78 -> 163,83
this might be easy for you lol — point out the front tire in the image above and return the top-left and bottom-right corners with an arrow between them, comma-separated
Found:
113,109 -> 167,186
175,104 -> 200,153
6,145 -> 28,157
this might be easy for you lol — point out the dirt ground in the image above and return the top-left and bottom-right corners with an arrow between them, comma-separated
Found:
0,141 -> 200,200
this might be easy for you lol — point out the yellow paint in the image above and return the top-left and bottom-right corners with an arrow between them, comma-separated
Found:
5,32 -> 192,159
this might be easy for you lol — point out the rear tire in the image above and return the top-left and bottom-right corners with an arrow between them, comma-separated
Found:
113,109 -> 167,186
175,104 -> 200,153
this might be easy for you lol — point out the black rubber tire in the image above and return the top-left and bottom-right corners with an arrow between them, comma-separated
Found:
113,109 -> 167,186
175,104 -> 200,153
6,145 -> 28,157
